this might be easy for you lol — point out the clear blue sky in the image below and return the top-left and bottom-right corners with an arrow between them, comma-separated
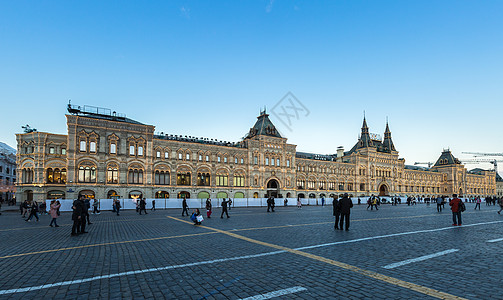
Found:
1,1 -> 502,173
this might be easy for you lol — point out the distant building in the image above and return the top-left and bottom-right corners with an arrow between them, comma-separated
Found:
0,142 -> 16,203
496,174 -> 503,197
15,104 -> 496,202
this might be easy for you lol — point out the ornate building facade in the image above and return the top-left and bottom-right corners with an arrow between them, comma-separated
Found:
15,104 -> 496,202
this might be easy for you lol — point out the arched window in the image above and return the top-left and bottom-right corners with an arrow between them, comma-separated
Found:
128,168 -> 144,184
177,172 -> 191,185
23,168 -> 34,183
78,164 -> 97,183
47,168 -> 66,184
197,172 -> 210,186
155,170 -> 170,185
107,164 -> 119,184
234,174 -> 245,187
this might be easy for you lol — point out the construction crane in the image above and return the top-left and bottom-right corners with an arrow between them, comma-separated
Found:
460,159 -> 503,175
462,152 -> 503,157
414,162 -> 434,168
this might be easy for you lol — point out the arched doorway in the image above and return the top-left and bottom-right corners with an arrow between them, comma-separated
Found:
47,190 -> 65,200
216,192 -> 228,199
266,179 -> 280,198
309,193 -> 316,198
177,191 -> 190,199
253,192 -> 259,198
298,193 -> 305,198
25,190 -> 33,202
129,190 -> 143,199
107,190 -> 120,199
155,191 -> 169,198
197,191 -> 210,199
379,184 -> 388,196
234,192 -> 245,198
79,190 -> 95,199
286,192 -> 291,198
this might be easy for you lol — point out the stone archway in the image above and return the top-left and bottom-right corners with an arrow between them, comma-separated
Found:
266,179 -> 280,198
379,184 -> 389,196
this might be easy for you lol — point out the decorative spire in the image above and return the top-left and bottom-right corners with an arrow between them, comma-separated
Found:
383,119 -> 395,151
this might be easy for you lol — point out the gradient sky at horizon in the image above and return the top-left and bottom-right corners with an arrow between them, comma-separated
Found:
1,1 -> 502,173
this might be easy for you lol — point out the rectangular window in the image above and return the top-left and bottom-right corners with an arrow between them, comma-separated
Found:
129,145 -> 135,155
138,146 -> 144,156
235,157 -> 238,164
156,151 -> 161,158
254,156 -> 258,165
90,142 -> 96,153
199,154 -> 202,161
265,158 -> 269,165
49,147 -> 55,154
80,141 -> 86,152
277,158 -> 280,166
241,158 -> 244,164
224,157 -> 227,163
218,156 -> 221,163
61,148 -> 66,155
206,155 -> 209,162
165,152 -> 169,158
186,153 -> 190,160
178,153 -> 182,160
216,175 -> 228,186
110,144 -> 116,154
271,158 -> 274,166
287,159 -> 290,167
234,175 -> 245,187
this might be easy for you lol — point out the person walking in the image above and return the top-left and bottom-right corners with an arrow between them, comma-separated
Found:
151,199 -> 156,211
205,198 -> 212,218
449,194 -> 464,226
228,198 -> 232,211
297,197 -> 302,209
79,197 -> 88,233
84,198 -> 92,225
21,200 -> 30,218
115,199 -> 121,216
339,193 -> 353,231
332,196 -> 340,230
25,201 -> 39,222
267,196 -> 275,212
182,197 -> 189,217
474,197 -> 481,210
49,200 -> 61,227
139,198 -> 148,215
220,198 -> 230,218
92,199 -> 100,214
498,198 -> 503,214
321,197 -> 325,207
436,196 -> 443,212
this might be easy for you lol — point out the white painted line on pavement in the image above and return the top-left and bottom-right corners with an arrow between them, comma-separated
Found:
382,249 -> 459,269
239,286 -> 307,300
295,220 -> 503,251
0,250 -> 286,295
2,220 -> 501,295
487,237 -> 503,243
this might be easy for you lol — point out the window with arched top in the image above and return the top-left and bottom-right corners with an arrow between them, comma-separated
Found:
78,163 -> 97,183
107,163 -> 119,184
234,173 -> 245,187
128,167 -> 144,184
177,172 -> 191,185
155,170 -> 170,185
47,168 -> 67,184
197,172 -> 210,186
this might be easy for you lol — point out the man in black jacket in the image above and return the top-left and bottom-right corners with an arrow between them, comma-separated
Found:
332,196 -> 340,230
182,198 -> 189,216
339,193 -> 354,231
71,196 -> 86,236
221,198 -> 230,218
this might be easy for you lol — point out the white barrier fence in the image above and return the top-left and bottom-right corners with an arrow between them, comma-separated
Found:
46,196 -> 410,212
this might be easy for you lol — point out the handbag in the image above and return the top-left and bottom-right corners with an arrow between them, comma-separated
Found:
196,215 -> 204,222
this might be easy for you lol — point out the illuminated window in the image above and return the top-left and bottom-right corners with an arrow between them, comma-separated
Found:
110,143 -> 116,154
165,152 -> 169,159
157,151 -> 161,158
129,146 -> 135,155
90,142 -> 96,153
49,147 -> 55,154
138,146 -> 144,156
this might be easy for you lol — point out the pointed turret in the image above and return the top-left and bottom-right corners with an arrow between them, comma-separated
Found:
246,109 -> 282,139
359,117 -> 373,148
382,121 -> 396,152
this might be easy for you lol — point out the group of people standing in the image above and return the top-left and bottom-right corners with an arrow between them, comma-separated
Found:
71,196 -> 92,236
183,197 -> 232,225
332,193 -> 354,230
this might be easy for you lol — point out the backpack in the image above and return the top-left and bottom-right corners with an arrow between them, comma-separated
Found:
458,201 -> 466,212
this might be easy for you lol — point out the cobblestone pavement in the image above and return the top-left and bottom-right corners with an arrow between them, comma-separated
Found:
0,202 -> 502,299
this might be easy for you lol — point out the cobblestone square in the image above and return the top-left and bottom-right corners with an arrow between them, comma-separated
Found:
1,202 -> 502,299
